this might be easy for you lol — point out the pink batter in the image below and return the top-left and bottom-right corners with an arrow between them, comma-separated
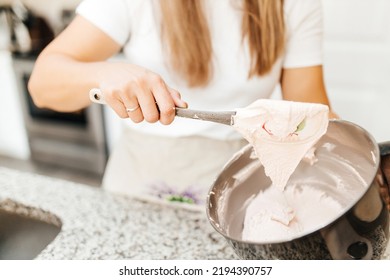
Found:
231,99 -> 344,243
242,184 -> 344,242
233,99 -> 329,190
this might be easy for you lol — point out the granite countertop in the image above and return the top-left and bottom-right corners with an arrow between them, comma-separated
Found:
1,166 -> 390,260
0,167 -> 236,260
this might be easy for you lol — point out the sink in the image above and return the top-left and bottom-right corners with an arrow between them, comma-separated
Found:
0,208 -> 61,259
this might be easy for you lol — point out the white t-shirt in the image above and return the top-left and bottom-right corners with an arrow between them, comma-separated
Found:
76,0 -> 323,140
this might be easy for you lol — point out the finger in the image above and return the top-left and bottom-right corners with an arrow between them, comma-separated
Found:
124,102 -> 143,123
102,89 -> 129,119
168,87 -> 188,108
151,81 -> 177,125
110,99 -> 129,119
134,86 -> 160,123
120,90 -> 144,123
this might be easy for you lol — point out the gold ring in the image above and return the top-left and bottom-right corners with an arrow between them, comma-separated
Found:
126,105 -> 140,113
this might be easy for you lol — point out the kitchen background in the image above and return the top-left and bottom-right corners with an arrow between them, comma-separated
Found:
0,0 -> 389,187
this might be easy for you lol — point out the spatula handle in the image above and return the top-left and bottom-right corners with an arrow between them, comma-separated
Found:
175,108 -> 235,126
89,88 -> 235,125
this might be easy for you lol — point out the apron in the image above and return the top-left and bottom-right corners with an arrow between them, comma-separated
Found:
102,127 -> 247,211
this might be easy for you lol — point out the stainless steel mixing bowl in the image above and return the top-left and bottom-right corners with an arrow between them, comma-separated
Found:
207,120 -> 390,259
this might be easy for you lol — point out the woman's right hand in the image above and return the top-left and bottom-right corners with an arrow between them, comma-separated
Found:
29,15 -> 187,125
97,63 -> 187,125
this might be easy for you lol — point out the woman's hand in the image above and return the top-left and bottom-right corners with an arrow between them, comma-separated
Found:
97,63 -> 187,125
29,15 -> 187,125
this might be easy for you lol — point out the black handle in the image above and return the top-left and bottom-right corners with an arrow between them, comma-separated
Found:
379,142 -> 390,212
379,141 -> 390,157
378,141 -> 390,156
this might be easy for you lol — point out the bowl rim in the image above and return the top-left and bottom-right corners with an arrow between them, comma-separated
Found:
206,119 -> 381,245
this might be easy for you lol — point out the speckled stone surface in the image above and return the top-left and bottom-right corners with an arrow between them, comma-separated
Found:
1,167 -> 390,260
0,167 -> 236,260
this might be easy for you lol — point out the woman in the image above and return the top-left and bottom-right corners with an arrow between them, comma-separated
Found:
28,0 -> 336,210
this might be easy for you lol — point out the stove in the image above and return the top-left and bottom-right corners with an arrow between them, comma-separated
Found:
12,54 -> 108,175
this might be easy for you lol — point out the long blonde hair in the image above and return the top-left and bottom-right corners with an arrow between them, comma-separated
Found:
160,0 -> 285,87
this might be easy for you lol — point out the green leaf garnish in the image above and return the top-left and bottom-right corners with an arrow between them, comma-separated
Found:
295,119 -> 306,133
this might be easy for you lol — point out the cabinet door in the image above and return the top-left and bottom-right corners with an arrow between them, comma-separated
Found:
0,51 -> 30,159
323,0 -> 390,142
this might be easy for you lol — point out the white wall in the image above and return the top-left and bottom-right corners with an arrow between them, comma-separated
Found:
322,0 -> 390,142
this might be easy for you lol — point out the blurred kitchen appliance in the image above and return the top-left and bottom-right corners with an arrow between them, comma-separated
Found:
12,55 -> 108,175
0,2 -> 54,55
6,3 -> 108,176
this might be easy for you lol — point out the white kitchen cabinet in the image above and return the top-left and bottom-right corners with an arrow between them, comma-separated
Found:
0,50 -> 30,159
